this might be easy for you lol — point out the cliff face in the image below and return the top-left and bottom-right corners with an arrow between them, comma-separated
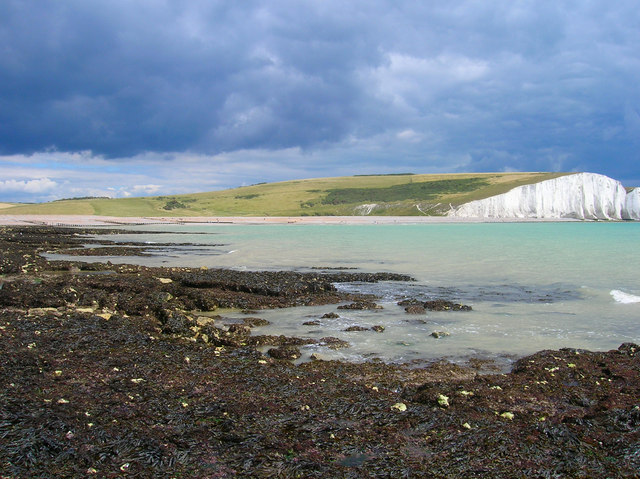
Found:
449,173 -> 639,220
623,188 -> 640,220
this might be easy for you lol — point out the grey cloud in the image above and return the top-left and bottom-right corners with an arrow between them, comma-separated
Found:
1,0 -> 639,184
0,1 -> 381,156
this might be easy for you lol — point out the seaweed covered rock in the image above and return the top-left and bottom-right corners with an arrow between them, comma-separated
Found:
344,325 -> 370,332
247,334 -> 316,348
158,310 -> 194,335
404,305 -> 426,314
267,345 -> 302,360
241,317 -> 271,327
320,337 -> 350,349
338,301 -> 382,310
424,299 -> 472,311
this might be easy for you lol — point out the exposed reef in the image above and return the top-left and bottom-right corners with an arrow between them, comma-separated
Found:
1,226 -> 639,477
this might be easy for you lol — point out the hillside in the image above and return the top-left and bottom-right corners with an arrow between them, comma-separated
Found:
2,172 -> 571,217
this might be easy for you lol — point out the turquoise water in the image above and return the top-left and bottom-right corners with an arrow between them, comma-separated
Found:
70,222 -> 640,366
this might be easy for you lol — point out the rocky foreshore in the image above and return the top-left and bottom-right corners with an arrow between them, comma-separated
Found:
1,226 -> 639,477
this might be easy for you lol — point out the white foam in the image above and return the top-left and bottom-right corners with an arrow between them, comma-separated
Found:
610,289 -> 640,304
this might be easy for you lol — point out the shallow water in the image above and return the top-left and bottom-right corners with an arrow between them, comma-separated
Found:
54,222 -> 640,366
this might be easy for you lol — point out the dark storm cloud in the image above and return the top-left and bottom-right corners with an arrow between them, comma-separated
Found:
0,1 -> 381,156
1,0 -> 639,191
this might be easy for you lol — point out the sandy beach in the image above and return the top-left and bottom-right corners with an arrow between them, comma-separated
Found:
0,214 -> 575,226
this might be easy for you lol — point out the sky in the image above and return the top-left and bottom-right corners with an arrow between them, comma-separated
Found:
1,1 -> 639,203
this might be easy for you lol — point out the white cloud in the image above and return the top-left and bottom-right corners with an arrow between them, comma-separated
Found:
0,178 -> 58,194
131,184 -> 163,195
370,52 -> 490,105
396,129 -> 422,142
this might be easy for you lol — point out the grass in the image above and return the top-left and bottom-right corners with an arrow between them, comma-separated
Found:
321,178 -> 490,205
2,172 -> 574,217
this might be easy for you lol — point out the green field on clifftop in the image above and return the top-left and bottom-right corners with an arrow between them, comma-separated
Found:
3,172 -> 571,217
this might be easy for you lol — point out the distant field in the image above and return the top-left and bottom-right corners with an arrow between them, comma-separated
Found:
0,203 -> 16,209
1,172 -> 572,217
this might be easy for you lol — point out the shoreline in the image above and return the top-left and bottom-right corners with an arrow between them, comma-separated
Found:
1,225 -> 639,477
0,214 -> 581,226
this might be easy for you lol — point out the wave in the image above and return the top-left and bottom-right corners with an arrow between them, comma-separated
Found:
610,289 -> 640,304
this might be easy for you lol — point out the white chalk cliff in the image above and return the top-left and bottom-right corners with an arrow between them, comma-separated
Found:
449,173 -> 640,220
623,187 -> 640,220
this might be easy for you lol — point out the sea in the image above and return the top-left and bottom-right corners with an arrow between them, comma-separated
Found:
61,222 -> 640,369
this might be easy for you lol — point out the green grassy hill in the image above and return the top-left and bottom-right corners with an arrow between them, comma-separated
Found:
2,172 -> 572,217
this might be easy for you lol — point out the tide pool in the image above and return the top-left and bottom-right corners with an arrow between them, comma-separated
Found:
66,222 -> 640,366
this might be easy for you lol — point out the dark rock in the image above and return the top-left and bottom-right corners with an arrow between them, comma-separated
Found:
199,323 -> 249,347
424,300 -> 472,311
248,335 -> 317,347
303,320 -> 321,326
267,346 -> 302,360
320,337 -> 350,349
242,317 -> 271,327
322,312 -> 340,318
397,298 -> 422,307
227,324 -> 251,335
431,331 -> 450,339
371,325 -> 385,333
405,305 -> 426,314
338,301 -> 382,310
344,326 -> 369,332
160,311 -> 193,334
617,343 -> 639,355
